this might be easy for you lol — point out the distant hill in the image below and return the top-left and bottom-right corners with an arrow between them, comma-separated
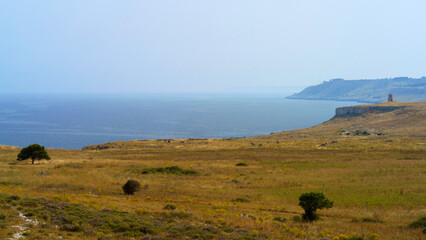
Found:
287,77 -> 426,103
255,101 -> 426,140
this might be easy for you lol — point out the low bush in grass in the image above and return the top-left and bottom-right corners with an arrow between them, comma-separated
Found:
409,216 -> 426,228
292,215 -> 302,222
272,217 -> 286,222
236,162 -> 248,167
133,166 -> 198,176
354,130 -> 370,136
361,217 -> 383,223
164,204 -> 177,210
232,198 -> 249,203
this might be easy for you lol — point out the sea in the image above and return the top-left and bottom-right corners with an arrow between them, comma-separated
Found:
0,93 -> 359,149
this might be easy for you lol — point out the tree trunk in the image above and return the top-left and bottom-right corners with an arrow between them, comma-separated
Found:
32,158 -> 34,164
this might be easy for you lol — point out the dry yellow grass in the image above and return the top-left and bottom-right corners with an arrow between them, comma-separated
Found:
0,137 -> 425,239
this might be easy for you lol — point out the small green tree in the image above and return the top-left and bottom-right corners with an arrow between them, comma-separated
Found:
17,144 -> 51,164
299,192 -> 333,222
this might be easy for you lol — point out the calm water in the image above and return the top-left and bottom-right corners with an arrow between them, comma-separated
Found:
0,93 -> 359,149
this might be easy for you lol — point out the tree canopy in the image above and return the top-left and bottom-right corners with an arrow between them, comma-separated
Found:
299,192 -> 333,222
17,144 -> 51,164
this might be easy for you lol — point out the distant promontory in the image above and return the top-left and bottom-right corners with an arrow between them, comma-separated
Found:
287,77 -> 426,103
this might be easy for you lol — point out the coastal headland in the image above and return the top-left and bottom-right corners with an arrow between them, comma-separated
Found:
0,101 -> 425,239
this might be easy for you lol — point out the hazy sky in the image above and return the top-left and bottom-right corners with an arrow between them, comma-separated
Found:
1,1 -> 426,93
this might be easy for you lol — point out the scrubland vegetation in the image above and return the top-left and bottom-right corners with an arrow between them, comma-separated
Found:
0,137 -> 425,239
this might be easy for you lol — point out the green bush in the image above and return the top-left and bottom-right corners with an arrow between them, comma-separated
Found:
409,216 -> 426,228
298,192 -> 333,222
292,215 -> 302,222
354,130 -> 370,136
7,195 -> 21,201
60,224 -> 84,232
137,166 -> 198,176
361,217 -> 383,223
164,204 -> 177,210
236,163 -> 248,167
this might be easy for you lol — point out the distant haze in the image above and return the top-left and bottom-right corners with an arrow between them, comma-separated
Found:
1,1 -> 426,93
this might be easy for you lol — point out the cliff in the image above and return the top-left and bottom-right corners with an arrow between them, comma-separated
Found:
287,77 -> 426,103
254,101 -> 426,140
334,105 -> 404,118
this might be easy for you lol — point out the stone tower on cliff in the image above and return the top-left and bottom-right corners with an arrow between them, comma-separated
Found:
388,94 -> 393,102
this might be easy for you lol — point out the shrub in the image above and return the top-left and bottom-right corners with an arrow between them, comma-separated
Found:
361,217 -> 383,223
298,192 -> 333,222
138,166 -> 198,176
8,195 -> 21,201
368,233 -> 380,240
272,217 -> 286,222
24,210 -> 36,217
232,198 -> 249,203
409,216 -> 426,229
60,224 -> 84,232
354,130 -> 370,136
122,180 -> 141,195
164,204 -> 177,210
292,215 -> 302,222
236,163 -> 248,167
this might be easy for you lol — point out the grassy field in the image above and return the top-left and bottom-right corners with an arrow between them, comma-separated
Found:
0,137 -> 425,239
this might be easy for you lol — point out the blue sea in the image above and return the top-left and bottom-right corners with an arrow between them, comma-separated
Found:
0,93 -> 359,149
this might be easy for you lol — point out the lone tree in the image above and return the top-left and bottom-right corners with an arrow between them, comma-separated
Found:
299,192 -> 333,222
17,144 -> 51,164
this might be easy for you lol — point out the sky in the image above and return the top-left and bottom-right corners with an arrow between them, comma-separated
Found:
1,0 -> 426,93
